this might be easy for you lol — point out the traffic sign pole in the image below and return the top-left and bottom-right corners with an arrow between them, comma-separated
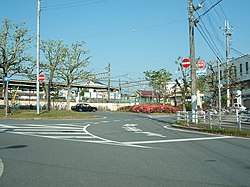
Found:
5,81 -> 9,117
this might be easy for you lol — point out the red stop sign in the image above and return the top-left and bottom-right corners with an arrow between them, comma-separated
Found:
181,58 -> 191,68
197,60 -> 205,69
38,74 -> 45,82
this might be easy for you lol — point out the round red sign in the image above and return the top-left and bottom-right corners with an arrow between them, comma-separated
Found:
197,60 -> 205,69
38,74 -> 45,81
181,58 -> 191,68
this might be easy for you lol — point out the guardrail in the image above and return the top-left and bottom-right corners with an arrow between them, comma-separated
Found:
176,111 -> 250,130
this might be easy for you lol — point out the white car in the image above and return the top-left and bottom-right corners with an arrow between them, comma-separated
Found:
233,103 -> 247,111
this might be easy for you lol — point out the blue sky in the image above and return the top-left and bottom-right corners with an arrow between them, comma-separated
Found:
1,0 -> 250,86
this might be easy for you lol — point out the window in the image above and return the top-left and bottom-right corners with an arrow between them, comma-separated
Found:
234,67 -> 237,78
246,62 -> 249,74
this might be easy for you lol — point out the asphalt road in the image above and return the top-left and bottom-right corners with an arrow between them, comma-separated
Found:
0,112 -> 249,187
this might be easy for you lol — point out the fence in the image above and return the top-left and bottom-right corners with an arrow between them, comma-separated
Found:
176,111 -> 250,130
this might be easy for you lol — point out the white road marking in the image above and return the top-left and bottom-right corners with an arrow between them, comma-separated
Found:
100,121 -> 110,123
82,124 -> 151,148
0,122 -> 234,150
123,124 -> 137,127
147,115 -> 153,118
0,158 -> 4,179
24,132 -> 88,135
123,136 -> 233,145
123,123 -> 165,137
134,131 -> 166,137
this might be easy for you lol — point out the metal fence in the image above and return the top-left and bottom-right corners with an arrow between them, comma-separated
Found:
176,111 -> 250,130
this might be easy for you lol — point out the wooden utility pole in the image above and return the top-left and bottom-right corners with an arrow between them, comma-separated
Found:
188,0 -> 197,122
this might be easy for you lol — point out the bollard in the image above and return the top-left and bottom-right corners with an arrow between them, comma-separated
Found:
209,112 -> 212,129
186,111 -> 189,126
238,115 -> 241,130
177,111 -> 180,122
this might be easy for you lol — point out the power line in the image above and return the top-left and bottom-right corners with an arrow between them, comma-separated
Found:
196,22 -> 224,62
42,0 -> 108,11
194,0 -> 223,24
208,0 -> 224,24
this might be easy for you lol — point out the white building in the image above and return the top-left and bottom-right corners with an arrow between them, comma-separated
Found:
229,54 -> 250,107
208,54 -> 250,108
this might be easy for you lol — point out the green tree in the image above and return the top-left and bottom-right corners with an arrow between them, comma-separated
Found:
144,69 -> 172,104
56,41 -> 92,110
0,18 -> 33,112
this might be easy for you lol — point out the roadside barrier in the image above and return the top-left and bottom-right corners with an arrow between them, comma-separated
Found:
176,111 -> 250,130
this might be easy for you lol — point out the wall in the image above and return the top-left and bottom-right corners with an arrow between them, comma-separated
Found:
0,100 -> 133,111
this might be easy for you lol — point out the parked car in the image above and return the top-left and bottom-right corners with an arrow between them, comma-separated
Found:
71,103 -> 98,112
233,103 -> 247,111
239,110 -> 250,122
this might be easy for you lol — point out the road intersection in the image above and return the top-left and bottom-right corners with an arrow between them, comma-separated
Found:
0,112 -> 249,186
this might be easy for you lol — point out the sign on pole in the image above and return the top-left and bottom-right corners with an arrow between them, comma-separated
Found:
181,58 -> 191,68
197,60 -> 205,69
38,74 -> 45,82
3,76 -> 11,82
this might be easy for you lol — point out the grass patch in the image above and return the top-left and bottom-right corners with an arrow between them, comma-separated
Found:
174,122 -> 250,138
0,109 -> 99,119
202,127 -> 250,138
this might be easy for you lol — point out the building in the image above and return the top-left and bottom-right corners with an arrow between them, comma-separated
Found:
229,54 -> 250,107
207,54 -> 250,108
0,79 -> 119,105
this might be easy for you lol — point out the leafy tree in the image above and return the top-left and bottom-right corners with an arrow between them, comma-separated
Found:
56,41 -> 92,110
0,18 -> 33,112
40,40 -> 67,110
144,69 -> 172,104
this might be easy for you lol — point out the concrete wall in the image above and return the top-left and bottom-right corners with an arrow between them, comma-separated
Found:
0,100 -> 133,111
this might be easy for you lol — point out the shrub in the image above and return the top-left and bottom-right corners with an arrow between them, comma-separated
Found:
130,104 -> 180,114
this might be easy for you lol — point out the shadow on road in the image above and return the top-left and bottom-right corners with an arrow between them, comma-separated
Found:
0,145 -> 28,150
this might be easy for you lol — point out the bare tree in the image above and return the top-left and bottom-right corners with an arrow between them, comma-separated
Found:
0,19 -> 33,112
40,40 -> 67,110
56,41 -> 92,110
174,57 -> 190,111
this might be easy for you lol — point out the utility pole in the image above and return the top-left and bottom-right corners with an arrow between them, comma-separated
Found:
222,20 -> 233,108
188,0 -> 204,123
189,0 -> 197,123
36,0 -> 41,114
107,63 -> 110,103
217,59 -> 222,127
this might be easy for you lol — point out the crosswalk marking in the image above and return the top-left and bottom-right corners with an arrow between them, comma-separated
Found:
0,123 -> 97,142
0,123 -> 151,149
